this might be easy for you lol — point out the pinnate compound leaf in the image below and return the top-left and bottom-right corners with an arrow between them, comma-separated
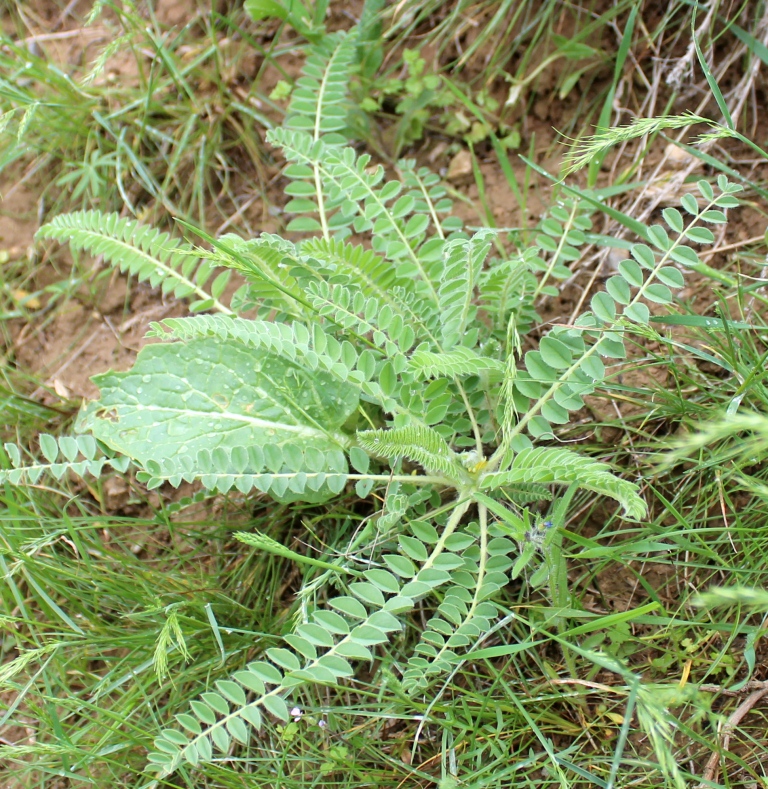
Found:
408,346 -> 504,378
438,231 -> 493,348
357,425 -> 467,480
481,447 -> 646,519
36,211 -> 230,313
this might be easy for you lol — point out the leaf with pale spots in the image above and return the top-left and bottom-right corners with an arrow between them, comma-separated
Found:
76,337 -> 359,470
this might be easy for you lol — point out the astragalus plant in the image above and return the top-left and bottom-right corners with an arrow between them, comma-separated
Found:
5,29 -> 741,779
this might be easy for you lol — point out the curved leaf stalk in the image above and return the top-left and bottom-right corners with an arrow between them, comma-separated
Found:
480,447 -> 644,519
273,130 -> 441,304
437,231 -> 491,348
305,282 -> 416,354
420,497 -> 473,572
310,46 -> 342,240
207,234 -> 312,319
0,435 -> 130,486
479,248 -> 539,333
424,501 -> 488,661
144,468 -> 450,492
314,168 -> 330,240
401,498 -> 514,691
497,317 -> 522,461
283,32 -> 357,239
357,426 -> 469,483
541,485 -> 580,676
407,347 -> 504,378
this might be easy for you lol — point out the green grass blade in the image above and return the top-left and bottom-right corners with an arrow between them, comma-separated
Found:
692,11 -> 734,130
729,21 -> 768,66
588,5 -> 638,186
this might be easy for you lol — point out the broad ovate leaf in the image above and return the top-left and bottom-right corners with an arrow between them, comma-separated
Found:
77,337 -> 358,473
